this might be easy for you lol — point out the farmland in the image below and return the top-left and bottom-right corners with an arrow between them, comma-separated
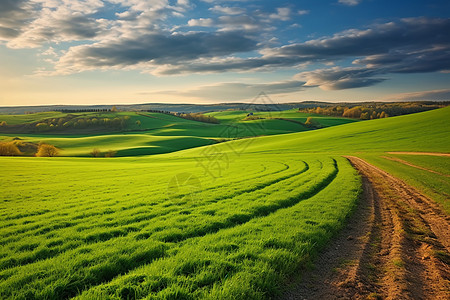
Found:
0,107 -> 449,299
0,110 -> 356,157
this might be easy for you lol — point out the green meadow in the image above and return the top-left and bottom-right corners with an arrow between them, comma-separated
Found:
0,107 -> 448,299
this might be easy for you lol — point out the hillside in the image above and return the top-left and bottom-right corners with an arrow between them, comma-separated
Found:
0,107 -> 448,299
0,110 -> 358,157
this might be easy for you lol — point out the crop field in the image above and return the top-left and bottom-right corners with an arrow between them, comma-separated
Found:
0,107 -> 448,299
0,153 -> 360,299
0,110 -> 354,157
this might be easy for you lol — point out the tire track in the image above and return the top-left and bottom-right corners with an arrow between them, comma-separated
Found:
282,156 -> 450,299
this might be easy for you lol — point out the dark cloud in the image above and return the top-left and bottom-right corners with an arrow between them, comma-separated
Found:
57,15 -> 101,39
0,0 -> 31,39
57,31 -> 258,71
155,17 -> 450,90
296,67 -> 386,90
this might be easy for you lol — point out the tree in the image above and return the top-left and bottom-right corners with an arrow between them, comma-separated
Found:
0,121 -> 7,127
111,106 -> 118,112
105,150 -> 116,158
380,111 -> 389,118
36,143 -> 59,157
35,123 -> 49,131
90,148 -> 101,157
0,142 -> 22,156
136,120 -> 141,127
360,112 -> 370,120
304,117 -> 320,128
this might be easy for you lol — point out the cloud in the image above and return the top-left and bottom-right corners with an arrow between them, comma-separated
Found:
338,0 -> 362,6
153,17 -> 450,91
187,18 -> 214,27
382,89 -> 450,101
0,0 -> 34,39
296,67 -> 386,90
4,0 -> 106,48
144,80 -> 307,101
53,31 -> 258,73
210,5 -> 245,15
269,8 -> 292,21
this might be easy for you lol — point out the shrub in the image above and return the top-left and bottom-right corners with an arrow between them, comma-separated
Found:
0,142 -> 22,156
36,144 -> 59,157
90,148 -> 101,157
105,150 -> 116,158
304,117 -> 321,128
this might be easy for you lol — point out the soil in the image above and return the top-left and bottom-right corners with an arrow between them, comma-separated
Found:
280,156 -> 450,300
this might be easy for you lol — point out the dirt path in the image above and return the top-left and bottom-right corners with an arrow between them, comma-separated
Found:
281,156 -> 450,300
382,155 -> 450,177
387,152 -> 450,157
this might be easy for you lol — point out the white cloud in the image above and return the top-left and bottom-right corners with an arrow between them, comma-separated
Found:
269,7 -> 291,21
338,0 -> 362,6
187,18 -> 214,27
210,5 -> 245,15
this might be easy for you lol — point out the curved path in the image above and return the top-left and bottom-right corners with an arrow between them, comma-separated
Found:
282,156 -> 450,299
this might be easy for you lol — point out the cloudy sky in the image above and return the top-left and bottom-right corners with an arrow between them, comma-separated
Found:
1,0 -> 449,105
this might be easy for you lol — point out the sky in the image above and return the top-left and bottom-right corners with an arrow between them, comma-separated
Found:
0,0 -> 449,106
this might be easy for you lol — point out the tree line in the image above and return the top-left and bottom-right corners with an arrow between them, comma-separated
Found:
33,115 -> 130,132
0,140 -> 59,157
299,102 -> 447,119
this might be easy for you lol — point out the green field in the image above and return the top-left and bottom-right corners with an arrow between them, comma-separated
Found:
0,107 -> 449,299
0,110 -> 356,157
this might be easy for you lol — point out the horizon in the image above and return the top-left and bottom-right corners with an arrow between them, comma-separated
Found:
1,0 -> 449,105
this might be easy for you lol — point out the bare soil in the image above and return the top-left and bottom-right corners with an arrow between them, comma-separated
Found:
281,156 -> 450,300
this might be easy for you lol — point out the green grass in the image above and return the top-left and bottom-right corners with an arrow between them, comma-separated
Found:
386,154 -> 450,176
0,107 -> 448,299
0,154 -> 360,299
0,110 -> 360,157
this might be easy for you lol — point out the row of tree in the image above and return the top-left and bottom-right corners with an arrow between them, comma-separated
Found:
299,102 -> 445,119
177,113 -> 219,124
0,141 -> 59,157
33,115 -> 130,132
142,110 -> 220,124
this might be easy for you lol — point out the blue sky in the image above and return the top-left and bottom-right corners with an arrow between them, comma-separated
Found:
0,0 -> 449,105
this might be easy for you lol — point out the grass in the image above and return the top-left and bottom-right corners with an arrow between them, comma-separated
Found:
0,154 -> 360,299
0,110 -> 359,157
0,106 -> 448,299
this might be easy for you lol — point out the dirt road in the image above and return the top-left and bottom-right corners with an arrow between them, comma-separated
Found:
281,156 -> 449,300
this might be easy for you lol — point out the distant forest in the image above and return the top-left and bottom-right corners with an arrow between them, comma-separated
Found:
299,101 -> 448,119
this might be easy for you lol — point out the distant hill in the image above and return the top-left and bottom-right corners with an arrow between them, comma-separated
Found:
0,100 -> 447,115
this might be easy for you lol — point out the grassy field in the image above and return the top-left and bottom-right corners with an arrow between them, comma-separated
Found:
0,110 -> 357,157
0,107 -> 448,299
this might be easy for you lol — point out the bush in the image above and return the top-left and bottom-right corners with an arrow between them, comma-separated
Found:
304,117 -> 321,128
105,150 -> 116,158
90,148 -> 101,157
36,144 -> 59,157
0,142 -> 22,156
